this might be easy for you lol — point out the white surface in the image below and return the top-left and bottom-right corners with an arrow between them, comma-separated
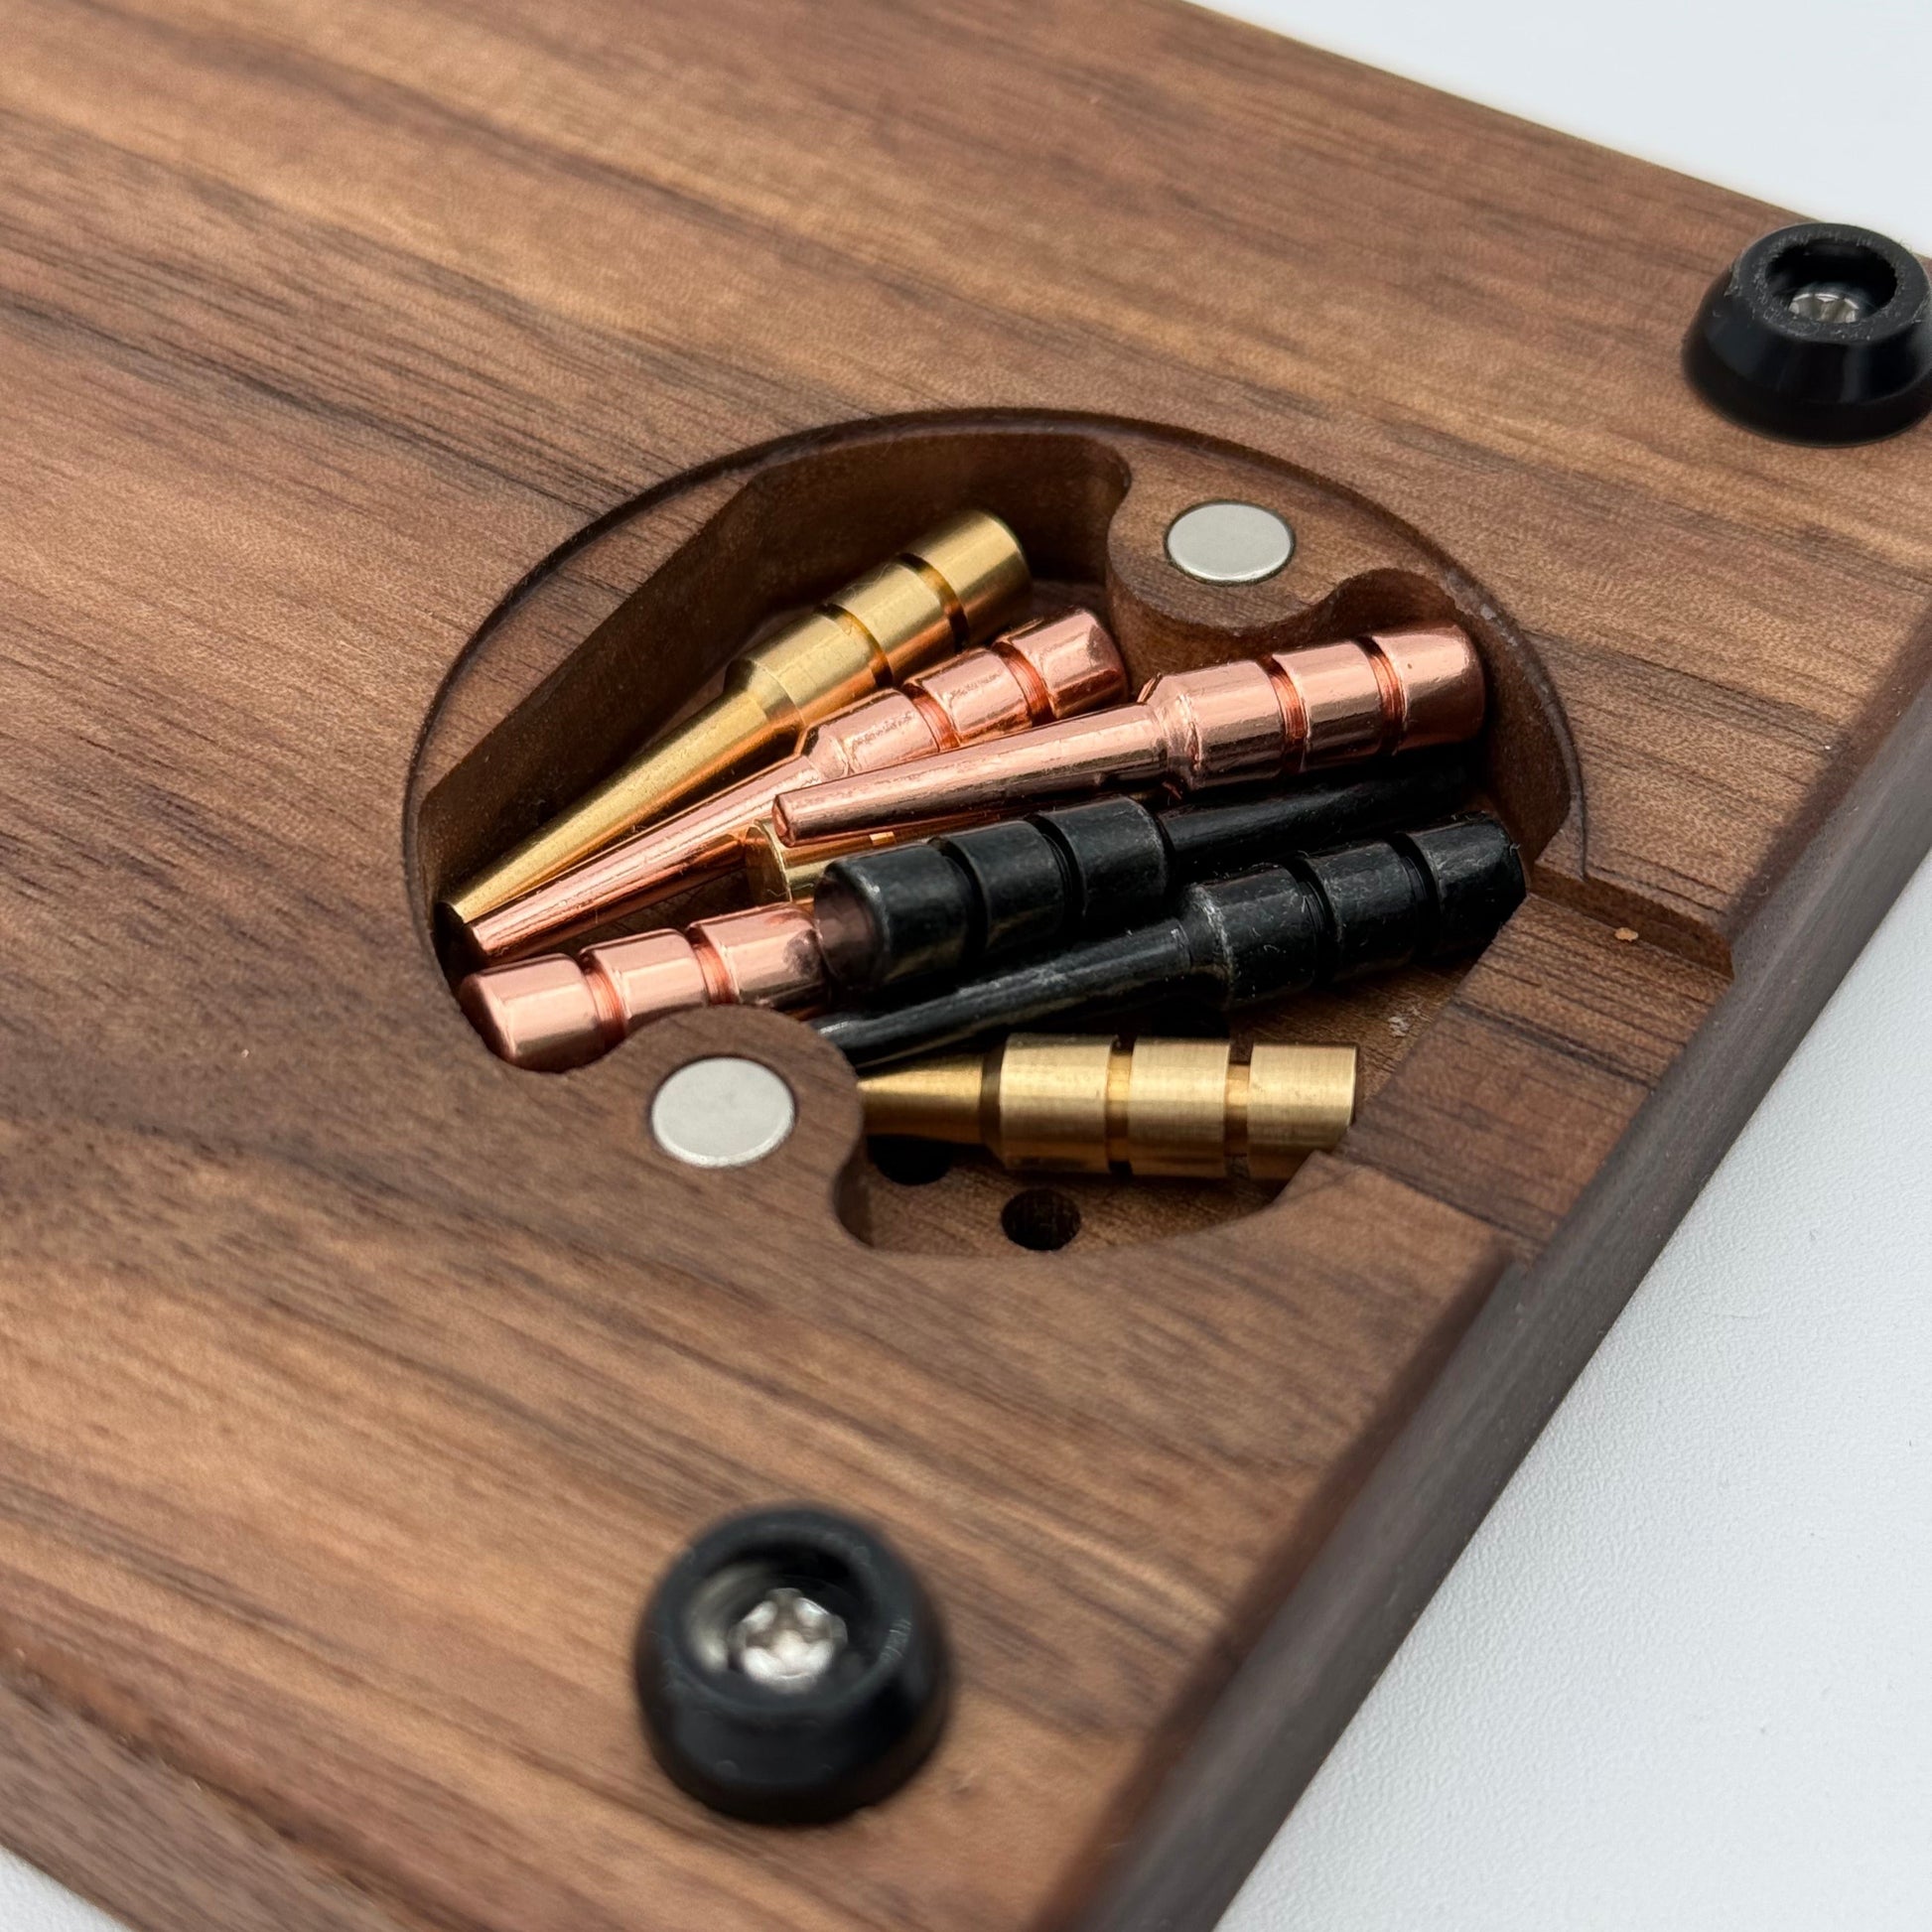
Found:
1221,854 -> 1932,1932
1213,0 -> 1930,250
0,1862 -> 118,1932
6,3 -> 1931,1928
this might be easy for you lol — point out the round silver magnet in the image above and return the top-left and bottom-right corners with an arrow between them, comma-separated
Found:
649,1056 -> 796,1168
1164,500 -> 1296,585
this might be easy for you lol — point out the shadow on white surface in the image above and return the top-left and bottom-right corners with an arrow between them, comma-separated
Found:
1222,849 -> 1932,1931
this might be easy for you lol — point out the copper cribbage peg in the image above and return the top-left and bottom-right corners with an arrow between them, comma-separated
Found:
459,903 -> 827,1073
772,624 -> 1486,845
450,610 -> 1125,962
444,508 -> 1031,926
859,1034 -> 1360,1178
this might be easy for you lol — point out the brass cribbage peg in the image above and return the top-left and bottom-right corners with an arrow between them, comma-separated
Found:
859,1035 -> 1359,1178
450,611 -> 1121,962
446,508 -> 1030,925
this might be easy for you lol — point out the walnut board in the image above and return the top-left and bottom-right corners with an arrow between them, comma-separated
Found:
1,5 -> 1929,1932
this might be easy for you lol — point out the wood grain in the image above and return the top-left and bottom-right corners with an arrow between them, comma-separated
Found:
1,3 -> 1930,1931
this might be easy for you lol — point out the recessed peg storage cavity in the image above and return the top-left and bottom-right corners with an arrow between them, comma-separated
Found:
411,414 -> 1573,1252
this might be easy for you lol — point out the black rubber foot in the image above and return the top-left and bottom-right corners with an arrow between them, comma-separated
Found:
634,1505 -> 950,1824
1685,222 -> 1932,445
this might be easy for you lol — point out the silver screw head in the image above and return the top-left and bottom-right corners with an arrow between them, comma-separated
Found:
1165,500 -> 1295,585
1787,284 -> 1872,325
727,1587 -> 848,1693
649,1056 -> 795,1168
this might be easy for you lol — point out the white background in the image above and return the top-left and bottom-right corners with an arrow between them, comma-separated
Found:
6,3 -> 1930,1927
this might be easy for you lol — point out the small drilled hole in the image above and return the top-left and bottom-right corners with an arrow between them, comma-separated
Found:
1001,1187 -> 1081,1252
1766,239 -> 1897,323
869,1137 -> 954,1185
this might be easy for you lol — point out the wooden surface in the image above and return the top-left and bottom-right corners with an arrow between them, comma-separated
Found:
1,4 -> 1930,1932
